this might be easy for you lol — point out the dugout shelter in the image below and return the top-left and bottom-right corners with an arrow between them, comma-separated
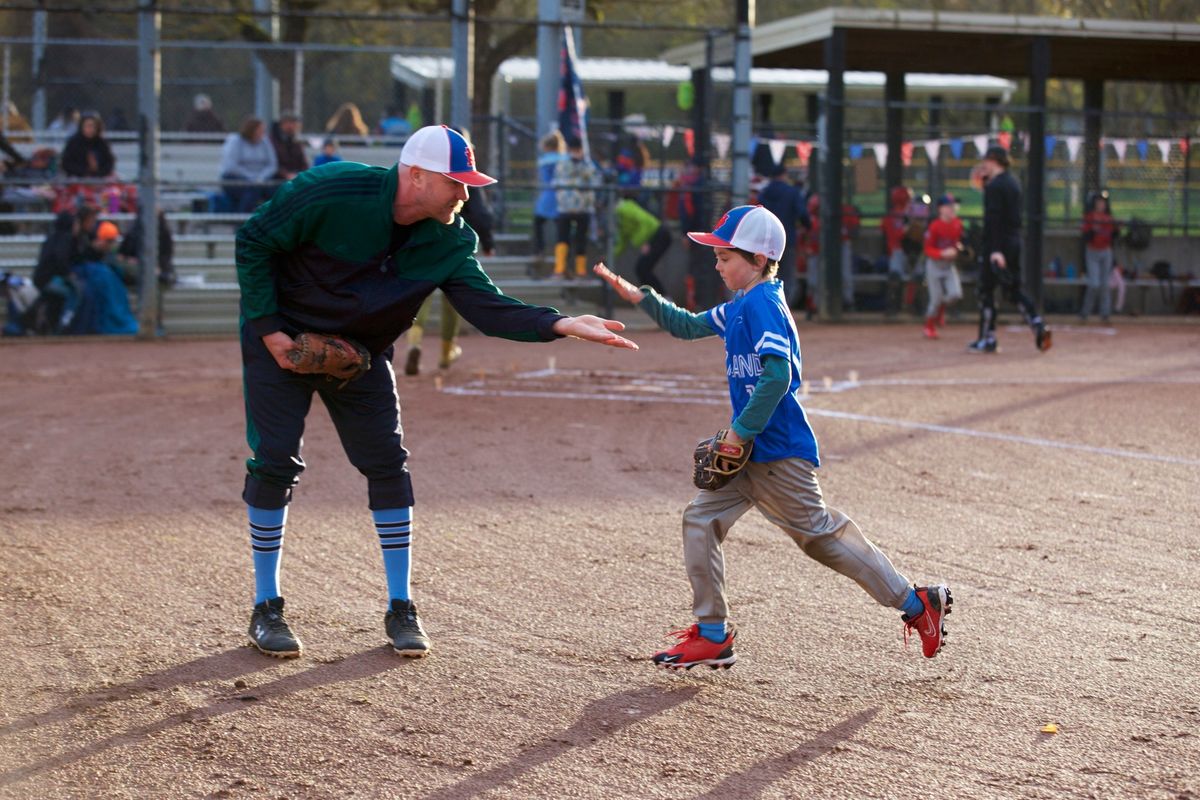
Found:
663,7 -> 1200,319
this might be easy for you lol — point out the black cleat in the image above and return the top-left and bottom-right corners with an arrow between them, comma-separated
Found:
248,596 -> 303,658
966,338 -> 998,354
1036,324 -> 1053,352
385,599 -> 431,657
404,346 -> 421,376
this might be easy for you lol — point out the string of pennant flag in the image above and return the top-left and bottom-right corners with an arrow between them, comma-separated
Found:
632,124 -> 1192,167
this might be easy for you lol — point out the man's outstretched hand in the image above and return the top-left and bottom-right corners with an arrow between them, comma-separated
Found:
552,314 -> 638,350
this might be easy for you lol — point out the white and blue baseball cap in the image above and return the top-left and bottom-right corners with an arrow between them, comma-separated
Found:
399,125 -> 497,187
687,204 -> 786,262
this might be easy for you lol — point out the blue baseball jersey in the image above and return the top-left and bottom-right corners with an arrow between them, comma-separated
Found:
703,280 -> 820,466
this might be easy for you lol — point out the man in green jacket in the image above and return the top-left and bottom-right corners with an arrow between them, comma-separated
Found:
613,192 -> 672,296
237,125 -> 637,660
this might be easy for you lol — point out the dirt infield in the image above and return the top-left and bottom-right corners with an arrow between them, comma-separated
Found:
1,321 -> 1198,799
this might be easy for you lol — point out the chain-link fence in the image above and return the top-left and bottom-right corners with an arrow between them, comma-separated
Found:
1,5 -> 1197,336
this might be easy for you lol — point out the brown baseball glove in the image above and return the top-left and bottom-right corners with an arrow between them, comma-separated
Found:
286,332 -> 371,385
692,429 -> 753,491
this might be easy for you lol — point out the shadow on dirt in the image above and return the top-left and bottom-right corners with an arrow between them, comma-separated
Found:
0,646 -> 409,787
692,707 -> 880,798
423,684 -> 703,800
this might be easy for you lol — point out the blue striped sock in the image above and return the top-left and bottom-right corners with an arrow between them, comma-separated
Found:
697,621 -> 727,644
374,507 -> 412,602
248,505 -> 287,604
900,588 -> 925,619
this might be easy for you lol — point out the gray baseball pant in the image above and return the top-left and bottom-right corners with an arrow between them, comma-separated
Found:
682,458 -> 911,622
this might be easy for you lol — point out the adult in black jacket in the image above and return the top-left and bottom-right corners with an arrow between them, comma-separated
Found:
969,146 -> 1051,354
60,114 -> 116,178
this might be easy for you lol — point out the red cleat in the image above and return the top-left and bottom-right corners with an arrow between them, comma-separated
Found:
923,318 -> 939,339
903,585 -> 953,658
651,623 -> 737,671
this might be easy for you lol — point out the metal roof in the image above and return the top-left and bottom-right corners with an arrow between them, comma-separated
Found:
390,55 -> 1015,97
660,7 -> 1200,82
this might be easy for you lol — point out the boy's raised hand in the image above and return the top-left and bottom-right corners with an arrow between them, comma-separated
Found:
593,262 -> 645,305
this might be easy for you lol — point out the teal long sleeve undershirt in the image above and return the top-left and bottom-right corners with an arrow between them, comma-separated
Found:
635,287 -> 791,441
636,287 -> 714,340
730,354 -> 790,441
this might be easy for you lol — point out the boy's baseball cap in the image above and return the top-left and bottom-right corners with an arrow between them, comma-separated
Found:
936,193 -> 957,207
687,205 -> 786,262
94,220 -> 120,241
399,125 -> 497,187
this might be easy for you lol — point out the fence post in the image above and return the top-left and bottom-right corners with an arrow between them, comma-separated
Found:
451,0 -> 473,131
137,0 -> 161,339
729,0 -> 753,207
31,6 -> 46,131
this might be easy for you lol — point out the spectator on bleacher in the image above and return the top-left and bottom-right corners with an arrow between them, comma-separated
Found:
377,105 -> 411,138
184,94 -> 226,134
0,131 -> 28,171
553,136 -> 598,279
325,102 -> 370,139
118,208 -> 176,289
270,110 -> 308,182
27,210 -> 82,334
312,137 -> 343,168
532,130 -> 565,274
3,101 -> 33,142
220,116 -> 277,213
60,113 -> 116,179
1079,192 -> 1119,324
67,220 -> 138,335
47,106 -> 79,137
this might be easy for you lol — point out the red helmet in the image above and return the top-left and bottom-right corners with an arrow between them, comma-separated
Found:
890,186 -> 912,207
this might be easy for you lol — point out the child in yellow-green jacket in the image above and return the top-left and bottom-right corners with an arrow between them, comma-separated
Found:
614,192 -> 672,296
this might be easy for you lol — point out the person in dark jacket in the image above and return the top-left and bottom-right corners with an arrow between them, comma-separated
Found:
235,125 -> 637,661
269,110 -> 308,182
757,162 -> 807,307
60,113 -> 115,178
969,146 -> 1050,354
29,210 -> 81,334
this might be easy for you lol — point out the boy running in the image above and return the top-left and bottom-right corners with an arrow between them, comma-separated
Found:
594,205 -> 952,671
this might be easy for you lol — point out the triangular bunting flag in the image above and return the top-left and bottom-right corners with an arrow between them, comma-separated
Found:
974,135 -> 989,157
662,125 -> 675,149
900,141 -> 914,167
1044,135 -> 1057,158
713,133 -> 731,160
923,139 -> 941,165
683,128 -> 695,158
768,138 -> 787,165
1136,139 -> 1149,161
998,131 -> 1012,151
873,143 -> 888,170
1111,138 -> 1128,162
949,138 -> 964,160
848,144 -> 863,160
1065,136 -> 1082,163
1155,139 -> 1172,164
1181,137 -> 1190,156
795,141 -> 813,167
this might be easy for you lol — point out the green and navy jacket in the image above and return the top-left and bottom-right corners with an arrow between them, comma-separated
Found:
236,161 -> 565,355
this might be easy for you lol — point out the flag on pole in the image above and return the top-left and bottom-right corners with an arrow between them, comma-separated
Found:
557,25 -> 590,158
